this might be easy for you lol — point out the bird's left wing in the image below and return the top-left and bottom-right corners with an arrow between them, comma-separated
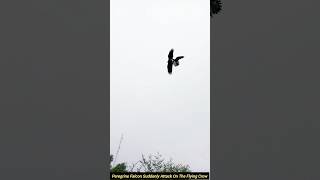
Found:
168,49 -> 174,59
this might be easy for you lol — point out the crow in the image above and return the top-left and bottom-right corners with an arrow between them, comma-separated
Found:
167,49 -> 184,74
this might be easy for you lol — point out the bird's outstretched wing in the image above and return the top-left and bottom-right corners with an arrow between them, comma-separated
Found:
175,56 -> 184,61
173,56 -> 184,67
167,61 -> 173,74
168,49 -> 174,59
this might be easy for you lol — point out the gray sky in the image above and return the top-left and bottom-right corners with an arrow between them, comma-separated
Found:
110,0 -> 210,171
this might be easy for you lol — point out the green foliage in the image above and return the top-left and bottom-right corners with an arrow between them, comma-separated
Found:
110,152 -> 191,173
111,163 -> 128,172
131,153 -> 191,172
110,154 -> 128,172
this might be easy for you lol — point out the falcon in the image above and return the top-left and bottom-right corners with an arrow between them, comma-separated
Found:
167,49 -> 184,74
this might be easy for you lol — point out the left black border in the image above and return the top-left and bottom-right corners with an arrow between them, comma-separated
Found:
0,0 -> 110,179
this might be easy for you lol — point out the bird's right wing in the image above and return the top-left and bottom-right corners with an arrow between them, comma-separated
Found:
168,49 -> 174,59
175,56 -> 184,61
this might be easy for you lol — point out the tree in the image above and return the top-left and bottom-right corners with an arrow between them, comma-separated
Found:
211,0 -> 222,17
112,163 -> 128,172
110,154 -> 128,172
110,153 -> 191,173
130,153 -> 191,172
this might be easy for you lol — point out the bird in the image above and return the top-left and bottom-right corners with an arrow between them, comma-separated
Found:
167,49 -> 184,74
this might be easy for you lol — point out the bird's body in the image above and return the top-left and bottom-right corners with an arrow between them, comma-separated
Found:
167,59 -> 173,74
167,49 -> 184,74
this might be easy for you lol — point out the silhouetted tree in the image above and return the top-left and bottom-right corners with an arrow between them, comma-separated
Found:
110,153 -> 191,173
112,163 -> 128,172
130,153 -> 191,172
211,0 -> 222,17
110,154 -> 128,172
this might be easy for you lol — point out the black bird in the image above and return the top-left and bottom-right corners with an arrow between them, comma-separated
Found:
167,49 -> 184,74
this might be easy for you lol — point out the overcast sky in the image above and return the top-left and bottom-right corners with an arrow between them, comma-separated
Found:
110,0 -> 210,171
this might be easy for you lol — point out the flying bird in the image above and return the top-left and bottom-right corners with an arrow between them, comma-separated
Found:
167,49 -> 184,74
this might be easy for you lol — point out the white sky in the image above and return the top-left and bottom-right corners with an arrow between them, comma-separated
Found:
110,0 -> 210,172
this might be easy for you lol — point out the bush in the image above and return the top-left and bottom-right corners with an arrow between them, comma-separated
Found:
110,152 -> 191,173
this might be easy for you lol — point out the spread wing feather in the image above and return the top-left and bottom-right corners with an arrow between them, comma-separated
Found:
168,49 -> 174,59
175,56 -> 184,61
